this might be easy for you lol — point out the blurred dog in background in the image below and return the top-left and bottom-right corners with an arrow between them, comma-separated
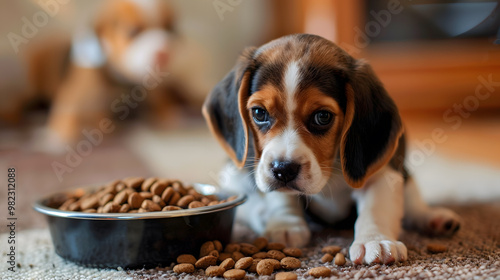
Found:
2,0 -> 206,149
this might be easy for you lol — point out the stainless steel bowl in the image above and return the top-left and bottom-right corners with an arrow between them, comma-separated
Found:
34,183 -> 246,269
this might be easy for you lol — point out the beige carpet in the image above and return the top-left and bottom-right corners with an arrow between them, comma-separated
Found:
1,203 -> 498,280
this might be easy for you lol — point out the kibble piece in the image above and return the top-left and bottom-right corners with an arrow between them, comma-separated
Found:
427,243 -> 447,253
252,252 -> 268,259
168,192 -> 181,205
276,272 -> 298,280
223,269 -> 246,280
151,181 -> 168,196
256,259 -> 275,275
267,249 -> 286,260
201,197 -> 211,205
247,258 -> 261,273
334,253 -> 346,266
123,177 -> 144,189
162,205 -> 181,211
113,190 -> 129,205
161,187 -> 175,202
208,201 -> 219,206
138,208 -> 147,213
232,251 -> 244,261
209,250 -> 219,258
152,195 -> 166,208
177,254 -> 196,265
321,245 -> 341,255
188,201 -> 205,209
206,265 -> 225,277
172,181 -> 188,196
253,237 -> 269,250
214,240 -> 223,252
267,242 -> 286,251
141,177 -> 157,191
103,182 -> 118,195
80,196 -> 98,210
188,188 -> 203,200
141,200 -> 161,212
195,255 -> 217,269
173,263 -> 195,274
102,202 -> 120,213
268,258 -> 281,269
59,198 -> 76,211
280,257 -> 301,270
177,194 -> 195,208
321,253 -> 333,263
115,182 -> 126,192
99,193 -> 114,206
219,253 -> 232,263
227,195 -> 238,201
224,243 -> 241,253
219,258 -> 235,270
119,204 -> 130,213
308,267 -> 331,278
234,257 -> 253,270
139,192 -> 153,199
200,241 -> 215,257
240,243 -> 259,255
68,202 -> 81,212
283,247 -> 302,257
128,193 -> 144,209
83,208 -> 97,213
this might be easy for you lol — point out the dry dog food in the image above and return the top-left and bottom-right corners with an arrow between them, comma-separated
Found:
223,268 -> 246,280
173,263 -> 194,274
234,257 -> 253,269
427,243 -> 448,253
176,254 -> 196,265
308,267 -> 332,278
280,257 -> 301,270
282,247 -> 302,258
321,253 -> 333,263
171,237 -> 352,278
321,245 -> 341,255
276,272 -> 298,280
56,177 -> 236,213
205,265 -> 225,277
256,259 -> 276,275
334,253 -> 346,266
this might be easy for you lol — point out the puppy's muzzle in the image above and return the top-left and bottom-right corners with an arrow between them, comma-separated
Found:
270,160 -> 301,184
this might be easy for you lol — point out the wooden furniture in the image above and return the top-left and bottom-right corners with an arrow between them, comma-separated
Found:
270,0 -> 500,111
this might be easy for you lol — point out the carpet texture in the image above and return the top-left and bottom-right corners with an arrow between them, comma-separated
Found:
1,204 -> 499,280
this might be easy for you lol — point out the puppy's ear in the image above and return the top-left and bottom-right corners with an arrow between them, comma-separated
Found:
202,47 -> 257,169
341,60 -> 403,188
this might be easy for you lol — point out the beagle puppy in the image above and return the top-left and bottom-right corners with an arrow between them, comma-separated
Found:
203,34 -> 461,265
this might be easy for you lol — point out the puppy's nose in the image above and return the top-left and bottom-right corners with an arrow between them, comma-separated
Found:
271,161 -> 301,184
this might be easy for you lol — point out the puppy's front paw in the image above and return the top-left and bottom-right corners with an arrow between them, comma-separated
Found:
264,215 -> 310,248
350,236 -> 407,265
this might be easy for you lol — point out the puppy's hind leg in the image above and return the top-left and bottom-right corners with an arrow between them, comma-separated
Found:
403,177 -> 461,236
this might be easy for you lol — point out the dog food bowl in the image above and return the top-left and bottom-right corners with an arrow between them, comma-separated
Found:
34,183 -> 246,269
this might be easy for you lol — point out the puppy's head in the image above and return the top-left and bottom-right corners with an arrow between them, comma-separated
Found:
204,34 -> 402,194
94,0 -> 175,83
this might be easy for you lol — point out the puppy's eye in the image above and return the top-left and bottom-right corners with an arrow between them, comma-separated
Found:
313,111 -> 333,126
252,107 -> 269,123
308,110 -> 334,134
